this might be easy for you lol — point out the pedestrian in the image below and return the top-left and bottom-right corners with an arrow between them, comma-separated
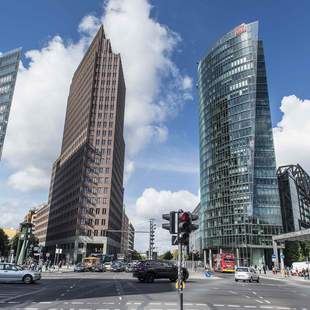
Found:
263,265 -> 266,274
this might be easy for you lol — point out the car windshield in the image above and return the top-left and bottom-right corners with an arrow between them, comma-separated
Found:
236,267 -> 249,272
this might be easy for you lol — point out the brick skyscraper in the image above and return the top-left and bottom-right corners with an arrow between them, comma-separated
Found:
46,26 -> 126,263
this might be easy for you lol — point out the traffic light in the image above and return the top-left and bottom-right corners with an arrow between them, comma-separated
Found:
162,211 -> 178,234
178,212 -> 191,245
190,213 -> 199,232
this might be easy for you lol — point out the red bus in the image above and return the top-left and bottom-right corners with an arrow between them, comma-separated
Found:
213,253 -> 235,272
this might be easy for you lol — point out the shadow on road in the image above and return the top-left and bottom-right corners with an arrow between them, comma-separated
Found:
0,276 -> 177,308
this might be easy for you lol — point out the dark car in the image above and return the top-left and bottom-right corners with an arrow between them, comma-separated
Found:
133,260 -> 189,283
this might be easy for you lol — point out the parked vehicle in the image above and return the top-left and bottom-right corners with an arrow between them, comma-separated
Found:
235,267 -> 259,282
133,260 -> 189,283
74,263 -> 86,272
111,262 -> 125,272
0,263 -> 41,284
213,253 -> 235,272
83,256 -> 105,272
126,263 -> 134,272
104,262 -> 112,271
291,262 -> 310,276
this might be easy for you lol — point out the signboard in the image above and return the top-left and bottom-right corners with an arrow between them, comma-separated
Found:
235,24 -> 246,36
280,254 -> 285,260
172,235 -> 178,246
55,248 -> 62,254
272,254 -> 276,262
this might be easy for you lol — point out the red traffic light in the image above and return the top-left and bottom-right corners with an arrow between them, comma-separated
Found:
179,212 -> 190,222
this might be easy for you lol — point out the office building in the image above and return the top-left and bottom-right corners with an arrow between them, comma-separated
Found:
33,204 -> 50,246
197,22 -> 282,266
46,25 -> 126,263
0,48 -> 21,159
189,203 -> 201,254
277,164 -> 310,233
128,223 -> 135,255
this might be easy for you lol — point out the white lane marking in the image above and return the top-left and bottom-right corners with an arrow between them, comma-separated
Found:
213,305 -> 225,307
165,303 -> 177,305
39,302 -> 52,304
24,308 -> 38,310
184,303 -> 194,305
72,301 -> 84,304
149,302 -> 161,305
228,305 -> 240,308
196,304 -> 207,306
244,306 -> 257,308
246,296 -> 251,299
260,306 -> 273,309
253,292 -> 257,295
256,300 -> 264,304
265,300 -> 271,304
276,307 -> 291,310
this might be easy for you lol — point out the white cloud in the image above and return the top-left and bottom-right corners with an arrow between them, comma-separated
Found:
273,95 -> 310,172
102,0 -> 193,156
182,76 -> 193,90
129,187 -> 199,253
3,36 -> 87,190
2,0 -> 193,192
8,166 -> 50,192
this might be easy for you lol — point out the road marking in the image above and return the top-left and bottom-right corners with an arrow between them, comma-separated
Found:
259,307 -> 273,309
244,306 -> 257,308
246,296 -> 251,299
265,300 -> 271,304
276,307 -> 291,310
213,305 -> 225,307
165,303 -> 177,305
72,301 -> 84,304
149,302 -> 161,305
196,304 -> 207,306
39,302 -> 52,304
256,300 -> 264,304
228,305 -> 241,308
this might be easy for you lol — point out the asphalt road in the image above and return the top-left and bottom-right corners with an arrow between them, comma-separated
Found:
0,271 -> 309,310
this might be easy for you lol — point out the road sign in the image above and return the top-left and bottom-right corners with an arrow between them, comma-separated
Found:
280,254 -> 285,259
172,235 -> 178,246
272,254 -> 276,262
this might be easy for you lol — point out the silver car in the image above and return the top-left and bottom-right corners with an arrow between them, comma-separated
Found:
235,267 -> 259,283
0,263 -> 41,284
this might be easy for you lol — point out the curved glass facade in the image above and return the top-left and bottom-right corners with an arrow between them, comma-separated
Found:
198,22 -> 282,265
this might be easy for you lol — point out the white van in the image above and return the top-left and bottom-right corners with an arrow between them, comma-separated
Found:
291,262 -> 309,275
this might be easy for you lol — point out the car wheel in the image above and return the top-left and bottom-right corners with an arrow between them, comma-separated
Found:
249,277 -> 253,283
256,277 -> 260,283
146,273 -> 155,283
235,279 -> 238,282
23,274 -> 33,284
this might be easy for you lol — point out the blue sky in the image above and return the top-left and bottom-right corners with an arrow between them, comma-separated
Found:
1,0 -> 309,252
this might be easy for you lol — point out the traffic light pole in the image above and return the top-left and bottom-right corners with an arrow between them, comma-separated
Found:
177,211 -> 183,310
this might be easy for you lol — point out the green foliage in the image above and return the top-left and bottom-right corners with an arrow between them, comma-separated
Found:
0,228 -> 9,257
131,250 -> 142,261
161,251 -> 173,260
284,241 -> 310,266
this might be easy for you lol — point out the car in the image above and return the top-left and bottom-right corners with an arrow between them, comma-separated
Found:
125,263 -> 134,272
74,263 -> 86,272
92,264 -> 105,272
0,263 -> 41,284
235,267 -> 259,283
111,262 -> 125,272
104,262 -> 112,271
133,260 -> 189,283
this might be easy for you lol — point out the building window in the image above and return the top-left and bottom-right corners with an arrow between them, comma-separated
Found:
95,208 -> 100,214
102,208 -> 107,214
94,230 -> 98,236
87,230 -> 92,236
101,219 -> 106,225
78,243 -> 84,249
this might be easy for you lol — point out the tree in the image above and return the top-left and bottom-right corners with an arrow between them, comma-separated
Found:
0,228 -> 9,258
284,241 -> 301,266
131,250 -> 142,261
161,251 -> 173,260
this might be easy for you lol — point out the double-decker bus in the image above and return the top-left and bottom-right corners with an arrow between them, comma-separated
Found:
213,253 -> 235,272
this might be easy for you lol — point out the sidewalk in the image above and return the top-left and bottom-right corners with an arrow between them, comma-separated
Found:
260,271 -> 310,284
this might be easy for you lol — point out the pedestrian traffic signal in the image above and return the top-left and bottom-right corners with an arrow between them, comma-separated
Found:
178,212 -> 191,245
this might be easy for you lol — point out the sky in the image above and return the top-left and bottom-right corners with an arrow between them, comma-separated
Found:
0,0 -> 309,253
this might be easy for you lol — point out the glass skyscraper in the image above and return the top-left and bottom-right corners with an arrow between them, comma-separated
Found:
0,48 -> 21,160
198,22 -> 282,266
